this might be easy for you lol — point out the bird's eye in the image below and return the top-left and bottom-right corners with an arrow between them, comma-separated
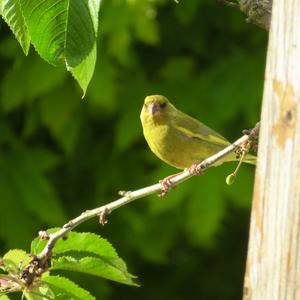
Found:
159,102 -> 167,109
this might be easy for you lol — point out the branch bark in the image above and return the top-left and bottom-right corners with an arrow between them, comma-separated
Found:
27,123 -> 259,273
243,0 -> 300,299
223,0 -> 272,30
239,0 -> 272,30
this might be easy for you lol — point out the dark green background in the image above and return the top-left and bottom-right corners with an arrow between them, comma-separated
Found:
0,0 -> 267,299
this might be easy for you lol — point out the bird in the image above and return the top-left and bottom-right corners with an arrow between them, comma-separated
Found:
140,95 -> 256,169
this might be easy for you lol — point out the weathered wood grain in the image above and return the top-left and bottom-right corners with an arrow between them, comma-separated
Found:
244,0 -> 300,299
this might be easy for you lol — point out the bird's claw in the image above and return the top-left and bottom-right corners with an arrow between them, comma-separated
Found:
189,163 -> 206,175
159,174 -> 179,197
159,178 -> 172,197
99,208 -> 109,225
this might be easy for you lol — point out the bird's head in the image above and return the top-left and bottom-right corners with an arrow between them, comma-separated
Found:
143,95 -> 173,118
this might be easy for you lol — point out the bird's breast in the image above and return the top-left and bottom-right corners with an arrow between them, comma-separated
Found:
143,119 -> 198,169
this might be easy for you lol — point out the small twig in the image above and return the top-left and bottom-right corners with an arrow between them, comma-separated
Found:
219,0 -> 239,8
22,122 -> 260,285
233,149 -> 247,175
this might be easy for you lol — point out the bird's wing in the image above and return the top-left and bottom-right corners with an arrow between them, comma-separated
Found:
171,109 -> 230,148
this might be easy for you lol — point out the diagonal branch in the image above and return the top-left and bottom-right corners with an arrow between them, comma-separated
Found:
23,122 -> 260,285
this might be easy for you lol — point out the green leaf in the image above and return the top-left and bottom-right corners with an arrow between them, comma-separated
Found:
2,249 -> 31,274
25,275 -> 95,300
0,295 -> 11,300
31,231 -> 117,258
20,0 -> 100,68
0,0 -> 30,54
52,256 -> 137,286
31,231 -> 137,286
70,43 -> 97,97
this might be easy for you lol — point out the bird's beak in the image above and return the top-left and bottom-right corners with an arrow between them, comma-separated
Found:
147,102 -> 159,115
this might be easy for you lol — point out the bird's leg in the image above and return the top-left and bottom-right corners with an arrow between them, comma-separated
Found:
99,208 -> 110,225
159,172 -> 183,197
188,161 -> 207,176
159,161 -> 207,197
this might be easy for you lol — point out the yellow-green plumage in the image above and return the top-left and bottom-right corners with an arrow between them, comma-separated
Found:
140,95 -> 256,169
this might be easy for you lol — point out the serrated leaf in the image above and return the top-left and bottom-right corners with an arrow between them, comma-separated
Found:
31,231 -> 137,286
20,0 -> 100,68
70,43 -> 96,96
2,249 -> 31,273
52,256 -> 137,286
31,231 -> 118,259
0,0 -> 30,54
24,287 -> 55,300
25,275 -> 95,300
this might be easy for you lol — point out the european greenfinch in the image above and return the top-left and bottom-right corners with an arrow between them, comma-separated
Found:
140,95 -> 256,169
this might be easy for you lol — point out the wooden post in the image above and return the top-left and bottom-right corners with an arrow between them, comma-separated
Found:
243,0 -> 300,299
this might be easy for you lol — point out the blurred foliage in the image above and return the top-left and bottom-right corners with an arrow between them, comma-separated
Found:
0,0 -> 267,299
0,0 -> 101,93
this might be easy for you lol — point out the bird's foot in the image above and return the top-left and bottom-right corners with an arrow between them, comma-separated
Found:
188,162 -> 206,176
159,173 -> 181,197
99,208 -> 109,226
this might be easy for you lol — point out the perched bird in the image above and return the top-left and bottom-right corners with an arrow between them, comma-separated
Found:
140,95 -> 256,169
